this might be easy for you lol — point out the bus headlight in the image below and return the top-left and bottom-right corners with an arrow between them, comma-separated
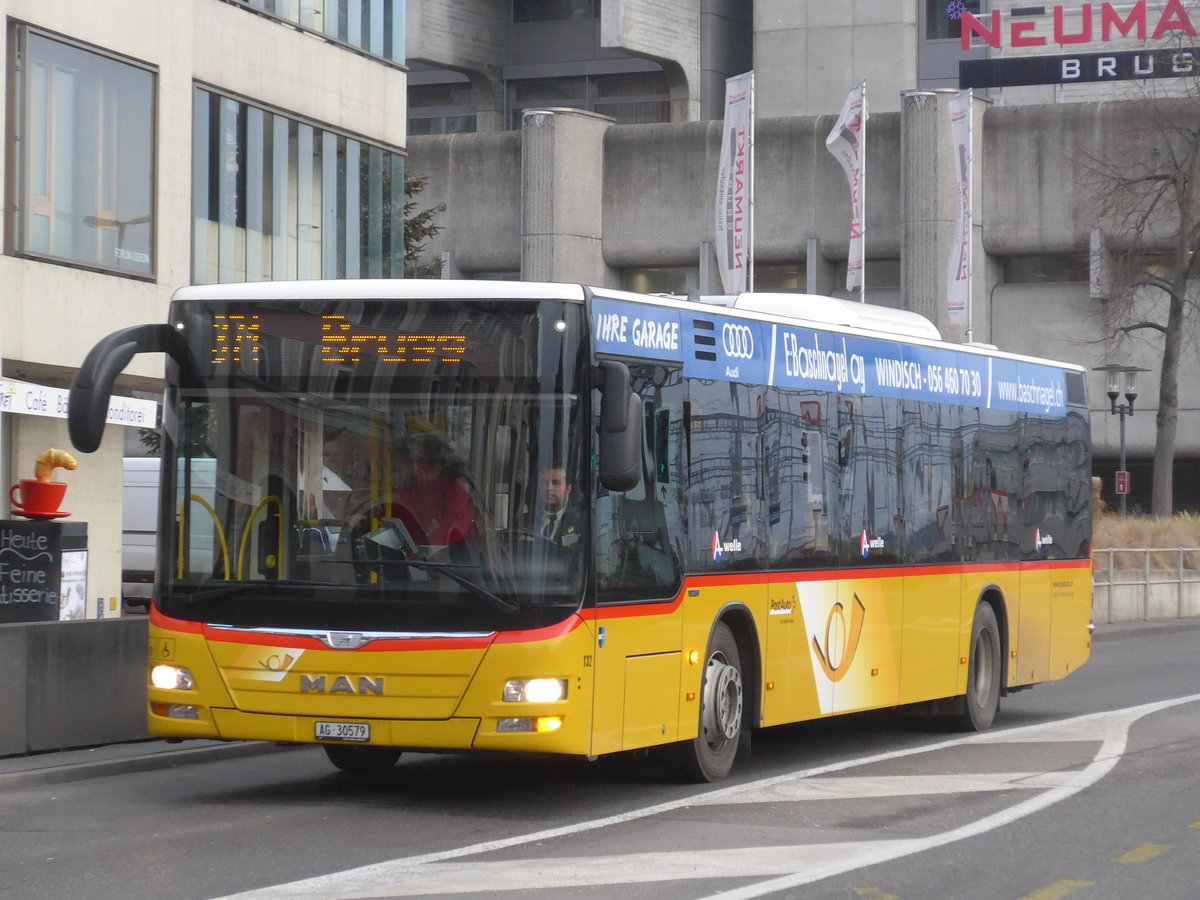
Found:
502,678 -> 567,703
151,665 -> 194,691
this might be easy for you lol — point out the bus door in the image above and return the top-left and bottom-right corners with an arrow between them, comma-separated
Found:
590,364 -> 686,756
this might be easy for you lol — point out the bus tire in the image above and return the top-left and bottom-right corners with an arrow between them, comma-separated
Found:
323,744 -> 402,774
673,621 -> 744,783
958,602 -> 1002,731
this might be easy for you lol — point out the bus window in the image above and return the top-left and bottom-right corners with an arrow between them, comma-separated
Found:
765,389 -> 831,569
835,395 -> 902,566
686,379 -> 764,571
595,364 -> 684,603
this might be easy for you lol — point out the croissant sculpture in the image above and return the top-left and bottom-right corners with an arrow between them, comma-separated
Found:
35,447 -> 77,482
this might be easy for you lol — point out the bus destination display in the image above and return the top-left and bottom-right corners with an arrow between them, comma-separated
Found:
210,314 -> 467,366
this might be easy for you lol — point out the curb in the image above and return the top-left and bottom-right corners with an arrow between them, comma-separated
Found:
0,740 -> 307,791
1092,617 -> 1200,642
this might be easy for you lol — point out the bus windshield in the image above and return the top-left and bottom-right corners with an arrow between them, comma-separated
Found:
158,296 -> 590,634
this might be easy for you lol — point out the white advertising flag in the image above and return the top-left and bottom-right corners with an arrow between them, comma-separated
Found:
946,89 -> 973,327
715,71 -> 753,295
826,81 -> 867,292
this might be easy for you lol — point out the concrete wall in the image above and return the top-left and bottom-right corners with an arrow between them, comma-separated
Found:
0,619 -> 147,757
406,0 -> 506,130
602,0 -> 701,121
754,0 -> 919,117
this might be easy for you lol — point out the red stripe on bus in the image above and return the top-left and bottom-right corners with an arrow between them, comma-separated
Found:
492,615 -> 586,643
592,558 -> 1093,616
150,606 -> 203,633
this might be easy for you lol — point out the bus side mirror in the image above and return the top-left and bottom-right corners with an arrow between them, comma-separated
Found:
595,361 -> 642,493
69,324 -> 200,453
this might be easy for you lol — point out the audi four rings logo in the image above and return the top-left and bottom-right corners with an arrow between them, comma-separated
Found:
722,323 -> 755,359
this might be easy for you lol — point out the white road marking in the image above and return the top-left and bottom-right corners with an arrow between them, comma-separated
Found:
215,694 -> 1200,900
691,770 -> 1078,804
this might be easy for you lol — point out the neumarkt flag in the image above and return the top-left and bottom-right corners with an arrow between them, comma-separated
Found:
715,71 -> 753,295
946,89 -> 972,327
826,80 -> 867,291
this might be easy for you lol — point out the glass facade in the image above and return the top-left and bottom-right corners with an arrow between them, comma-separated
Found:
192,89 -> 405,284
13,29 -> 156,277
234,0 -> 405,64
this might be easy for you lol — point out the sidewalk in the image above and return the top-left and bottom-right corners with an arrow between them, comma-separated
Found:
0,738 -> 306,791
3,617 -> 1197,791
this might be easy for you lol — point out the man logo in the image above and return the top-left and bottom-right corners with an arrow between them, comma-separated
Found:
721,323 -> 755,359
811,593 -> 866,683
300,674 -> 385,695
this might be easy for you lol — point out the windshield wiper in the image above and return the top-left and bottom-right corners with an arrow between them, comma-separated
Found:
377,559 -> 519,616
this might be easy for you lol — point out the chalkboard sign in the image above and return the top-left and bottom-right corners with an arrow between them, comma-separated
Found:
0,520 -> 88,623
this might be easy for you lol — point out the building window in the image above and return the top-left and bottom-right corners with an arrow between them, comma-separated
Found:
624,267 -> 697,295
1002,254 -> 1089,283
508,70 -> 670,128
927,0 -> 982,40
513,0 -> 598,23
233,0 -> 405,64
11,28 -> 156,277
409,80 -> 478,136
754,264 -> 807,292
192,89 -> 405,283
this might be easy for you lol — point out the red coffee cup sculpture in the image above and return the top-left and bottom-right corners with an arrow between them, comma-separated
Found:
9,447 -> 76,520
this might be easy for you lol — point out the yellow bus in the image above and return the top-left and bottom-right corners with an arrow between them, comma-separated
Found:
69,281 -> 1093,781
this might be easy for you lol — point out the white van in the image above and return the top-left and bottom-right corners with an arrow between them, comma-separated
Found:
122,457 -> 162,608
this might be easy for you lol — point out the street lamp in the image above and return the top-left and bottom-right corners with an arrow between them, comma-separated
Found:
1093,364 -> 1149,517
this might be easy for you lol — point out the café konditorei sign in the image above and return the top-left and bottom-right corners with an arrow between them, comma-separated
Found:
959,1 -> 1199,89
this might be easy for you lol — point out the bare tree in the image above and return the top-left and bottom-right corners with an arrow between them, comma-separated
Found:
1087,82 -> 1200,514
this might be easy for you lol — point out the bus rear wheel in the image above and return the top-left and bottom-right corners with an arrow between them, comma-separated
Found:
672,621 -> 743,783
323,744 -> 402,773
958,602 -> 1002,731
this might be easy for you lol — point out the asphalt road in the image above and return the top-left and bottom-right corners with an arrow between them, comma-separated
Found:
1,622 -> 1197,900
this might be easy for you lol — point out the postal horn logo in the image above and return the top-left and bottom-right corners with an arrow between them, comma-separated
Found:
811,593 -> 866,683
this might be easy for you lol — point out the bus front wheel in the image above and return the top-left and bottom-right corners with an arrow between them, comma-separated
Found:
672,621 -> 744,783
958,602 -> 1002,731
323,744 -> 402,774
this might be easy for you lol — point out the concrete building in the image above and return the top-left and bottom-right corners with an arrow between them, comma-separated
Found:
403,0 -> 1200,511
1,0 -> 408,616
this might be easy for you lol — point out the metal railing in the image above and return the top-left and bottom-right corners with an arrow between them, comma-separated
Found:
1092,548 -> 1200,623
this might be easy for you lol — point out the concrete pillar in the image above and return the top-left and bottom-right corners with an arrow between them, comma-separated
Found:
440,250 -> 462,279
520,108 -> 616,286
698,241 -> 717,295
900,90 -> 988,344
805,237 -> 835,297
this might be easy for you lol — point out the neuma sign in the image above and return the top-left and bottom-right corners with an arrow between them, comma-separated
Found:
961,1 -> 1197,50
959,1 -> 1199,88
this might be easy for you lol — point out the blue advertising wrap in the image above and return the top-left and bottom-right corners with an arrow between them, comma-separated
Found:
591,297 -> 1068,416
